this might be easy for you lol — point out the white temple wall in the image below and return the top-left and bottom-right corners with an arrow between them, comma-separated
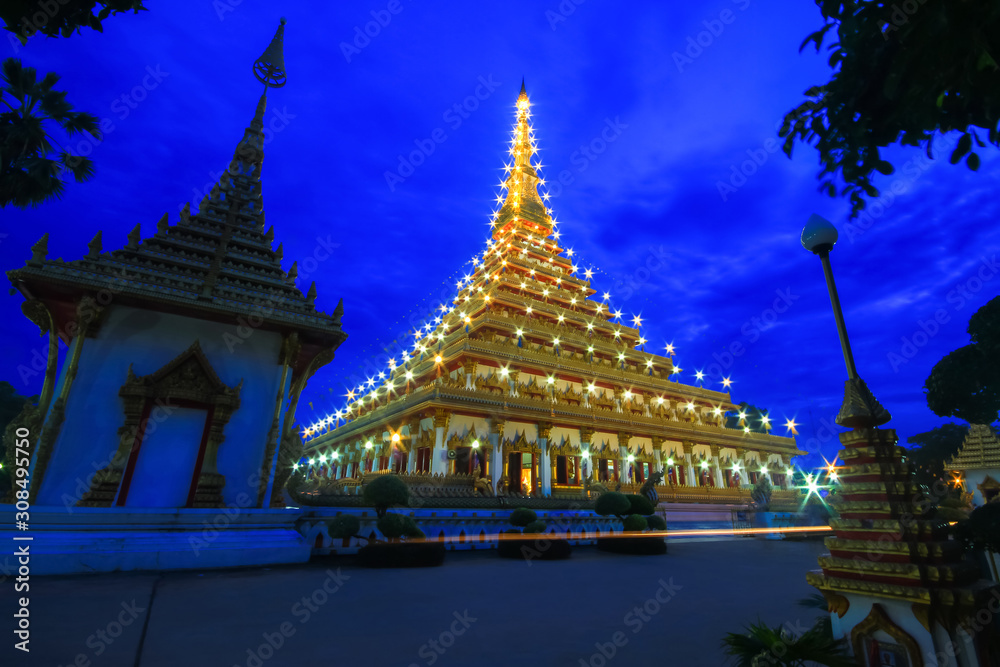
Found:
37,305 -> 283,508
963,468 -> 1000,506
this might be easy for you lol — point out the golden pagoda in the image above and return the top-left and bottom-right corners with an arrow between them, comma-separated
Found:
299,83 -> 804,506
948,423 -> 1000,505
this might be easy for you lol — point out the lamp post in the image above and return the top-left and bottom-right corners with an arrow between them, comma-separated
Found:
801,214 -> 890,428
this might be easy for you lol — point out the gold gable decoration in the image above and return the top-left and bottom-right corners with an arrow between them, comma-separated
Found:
80,340 -> 242,509
446,426 -> 489,452
501,431 -> 539,455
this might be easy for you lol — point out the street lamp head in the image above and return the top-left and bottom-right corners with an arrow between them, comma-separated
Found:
801,214 -> 838,254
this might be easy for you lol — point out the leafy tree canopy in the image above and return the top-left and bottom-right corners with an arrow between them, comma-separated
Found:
906,423 -> 969,486
594,491 -> 631,518
508,507 -> 537,528
362,475 -> 409,518
0,1 -> 146,45
925,296 -> 1000,425
781,1 -> 1000,216
1,58 -> 101,208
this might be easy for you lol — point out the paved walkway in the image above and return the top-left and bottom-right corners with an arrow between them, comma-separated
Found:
6,539 -> 828,667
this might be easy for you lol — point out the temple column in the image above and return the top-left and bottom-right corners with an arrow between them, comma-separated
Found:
684,442 -> 697,486
735,448 -> 748,487
406,418 -> 421,474
538,422 -> 552,496
710,445 -> 724,488
618,432 -> 632,486
580,427 -> 595,480
432,409 -> 450,475
489,420 -> 505,492
762,454 -> 774,485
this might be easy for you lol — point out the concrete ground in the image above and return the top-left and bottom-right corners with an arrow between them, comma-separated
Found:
5,539 -> 829,667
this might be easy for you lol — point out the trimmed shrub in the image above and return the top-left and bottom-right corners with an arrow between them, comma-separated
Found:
328,514 -> 360,539
508,507 -> 537,527
363,475 -> 410,518
402,516 -> 424,539
522,520 -> 547,534
595,491 -> 631,517
627,494 -> 655,516
377,513 -> 409,540
623,514 -> 648,532
646,514 -> 667,531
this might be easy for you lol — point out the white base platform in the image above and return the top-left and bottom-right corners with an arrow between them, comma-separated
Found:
0,506 -> 310,575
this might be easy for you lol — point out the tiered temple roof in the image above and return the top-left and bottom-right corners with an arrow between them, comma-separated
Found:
8,73 -> 346,373
948,423 -> 1000,471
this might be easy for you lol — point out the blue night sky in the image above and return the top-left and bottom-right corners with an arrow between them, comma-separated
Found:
2,1 -> 998,470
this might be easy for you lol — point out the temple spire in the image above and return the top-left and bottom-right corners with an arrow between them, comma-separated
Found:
254,18 -> 288,90
493,82 -> 551,238
210,18 -> 288,232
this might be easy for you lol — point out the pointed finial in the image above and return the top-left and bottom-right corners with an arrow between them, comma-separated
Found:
29,233 -> 49,265
254,19 -> 287,89
180,202 -> 191,224
127,223 -> 141,250
87,231 -> 102,258
199,194 -> 209,212
210,183 -> 220,200
519,77 -> 526,96
275,242 -> 283,259
332,297 -> 344,321
265,226 -> 274,243
157,212 -> 169,233
288,261 -> 298,280
306,281 -> 317,302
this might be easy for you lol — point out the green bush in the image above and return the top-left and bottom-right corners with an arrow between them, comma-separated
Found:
646,514 -> 667,531
508,507 -> 537,527
627,494 -> 655,516
363,475 -> 410,518
328,514 -> 360,539
402,516 -> 424,539
595,492 -> 631,517
377,513 -> 410,540
623,514 -> 648,532
522,520 -> 546,534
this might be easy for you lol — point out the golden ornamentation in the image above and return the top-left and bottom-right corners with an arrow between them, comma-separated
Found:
80,340 -> 241,508
24,398 -> 64,504
820,590 -> 850,618
850,603 -> 923,667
